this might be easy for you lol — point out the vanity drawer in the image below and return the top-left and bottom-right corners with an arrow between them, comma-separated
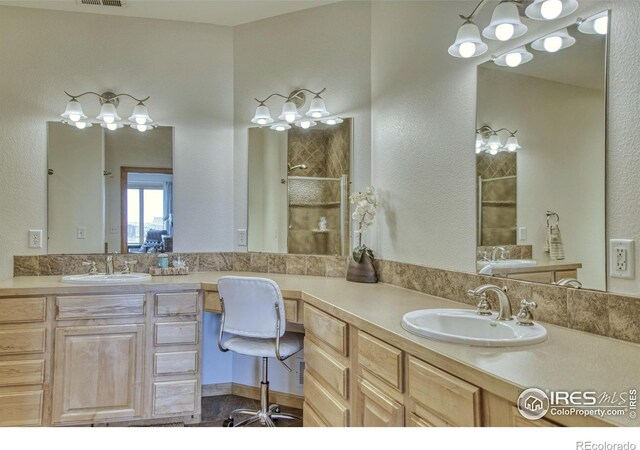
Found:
304,304 -> 348,356
0,390 -> 43,426
304,337 -> 349,400
152,379 -> 198,416
407,356 -> 481,427
155,292 -> 198,317
154,351 -> 198,376
154,322 -> 198,346
0,360 -> 45,387
357,331 -> 403,392
304,371 -> 349,427
0,329 -> 46,355
0,298 -> 46,324
56,294 -> 145,320
205,291 -> 299,323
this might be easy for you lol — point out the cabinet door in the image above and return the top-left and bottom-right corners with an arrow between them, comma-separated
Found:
52,324 -> 145,424
356,378 -> 404,427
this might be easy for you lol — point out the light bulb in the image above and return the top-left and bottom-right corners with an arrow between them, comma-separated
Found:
69,114 -> 81,122
135,117 -> 146,125
459,42 -> 476,58
136,124 -> 147,132
275,125 -> 286,131
75,122 -> 87,129
594,16 -> 608,35
103,116 -> 115,124
476,147 -> 482,154
311,112 -> 322,118
300,121 -> 311,129
543,35 -> 563,52
489,148 -> 498,155
107,123 -> 117,131
540,0 -> 562,20
285,113 -> 296,123
505,52 -> 523,68
257,118 -> 267,125
325,119 -> 337,125
495,23 -> 515,41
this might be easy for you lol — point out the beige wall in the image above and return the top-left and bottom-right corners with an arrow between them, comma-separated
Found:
47,123 -> 105,254
104,126 -> 173,252
477,68 -> 606,290
0,6 -> 234,280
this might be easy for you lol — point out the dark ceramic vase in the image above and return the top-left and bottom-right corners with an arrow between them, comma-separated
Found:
346,252 -> 378,283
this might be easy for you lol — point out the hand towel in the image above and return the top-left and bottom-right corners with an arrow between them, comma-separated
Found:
549,223 -> 565,260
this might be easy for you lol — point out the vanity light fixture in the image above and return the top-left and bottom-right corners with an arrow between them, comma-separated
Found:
525,0 -> 578,21
449,20 -> 488,58
476,125 -> 521,155
251,88 -> 331,126
531,28 -> 575,53
493,46 -> 533,67
296,120 -> 317,129
270,123 -> 292,132
578,11 -> 609,35
321,117 -> 343,125
483,1 -> 528,42
60,90 -> 156,132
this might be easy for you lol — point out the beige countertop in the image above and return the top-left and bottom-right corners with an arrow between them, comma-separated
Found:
0,272 -> 638,426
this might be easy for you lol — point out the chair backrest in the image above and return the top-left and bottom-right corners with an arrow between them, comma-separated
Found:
217,276 -> 285,338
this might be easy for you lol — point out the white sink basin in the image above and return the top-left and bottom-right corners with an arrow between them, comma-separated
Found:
401,309 -> 547,347
61,273 -> 152,284
477,259 -> 537,269
477,259 -> 537,275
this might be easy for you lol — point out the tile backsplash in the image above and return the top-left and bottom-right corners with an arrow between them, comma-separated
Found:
13,253 -> 640,345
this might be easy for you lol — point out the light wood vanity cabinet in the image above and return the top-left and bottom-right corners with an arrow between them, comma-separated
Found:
0,296 -> 48,426
0,290 -> 202,426
51,324 -> 145,424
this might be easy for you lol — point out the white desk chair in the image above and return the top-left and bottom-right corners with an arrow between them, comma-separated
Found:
217,276 -> 303,427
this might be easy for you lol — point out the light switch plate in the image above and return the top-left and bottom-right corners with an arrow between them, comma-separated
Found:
610,239 -> 635,279
518,227 -> 527,241
76,227 -> 86,239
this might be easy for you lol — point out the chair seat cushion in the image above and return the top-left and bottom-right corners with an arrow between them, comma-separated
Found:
224,332 -> 303,358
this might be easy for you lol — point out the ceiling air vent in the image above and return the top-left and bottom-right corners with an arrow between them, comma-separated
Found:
78,0 -> 127,7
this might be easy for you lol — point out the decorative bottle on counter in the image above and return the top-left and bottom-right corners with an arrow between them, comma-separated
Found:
157,253 -> 169,268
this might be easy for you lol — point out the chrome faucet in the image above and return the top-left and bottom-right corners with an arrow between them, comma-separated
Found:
467,284 -> 513,321
105,254 -> 114,275
491,246 -> 507,261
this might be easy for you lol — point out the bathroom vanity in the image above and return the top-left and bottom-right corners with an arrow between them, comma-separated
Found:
0,271 -> 638,427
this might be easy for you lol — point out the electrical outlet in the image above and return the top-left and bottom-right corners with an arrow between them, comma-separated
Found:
109,226 -> 119,235
29,230 -> 42,248
610,239 -> 635,279
76,227 -> 86,240
237,229 -> 247,247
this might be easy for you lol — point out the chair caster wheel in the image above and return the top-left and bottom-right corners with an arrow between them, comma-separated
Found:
273,407 -> 281,413
222,418 -> 234,427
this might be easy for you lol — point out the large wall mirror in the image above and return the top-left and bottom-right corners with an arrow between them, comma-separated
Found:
247,119 -> 352,256
47,122 -> 174,254
475,13 -> 608,291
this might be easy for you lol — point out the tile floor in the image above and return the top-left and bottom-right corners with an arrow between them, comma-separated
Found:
190,395 -> 303,427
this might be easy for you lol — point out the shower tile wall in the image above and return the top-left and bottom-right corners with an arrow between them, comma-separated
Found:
287,122 -> 350,255
477,152 -> 517,246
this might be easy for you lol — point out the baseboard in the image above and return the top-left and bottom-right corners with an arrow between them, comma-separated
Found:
202,382 -> 304,409
202,382 -> 233,397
